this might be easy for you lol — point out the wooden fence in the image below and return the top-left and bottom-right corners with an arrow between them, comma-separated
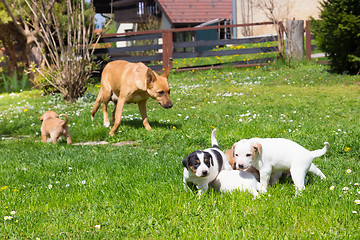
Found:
93,21 -> 314,72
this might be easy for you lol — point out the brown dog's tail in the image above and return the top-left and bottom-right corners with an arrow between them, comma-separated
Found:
59,114 -> 69,126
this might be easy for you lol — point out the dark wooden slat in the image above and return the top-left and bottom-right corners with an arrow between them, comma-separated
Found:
174,36 -> 278,49
99,33 -> 162,43
100,21 -> 276,38
175,57 -> 274,72
108,55 -> 163,62
172,47 -> 278,59
94,44 -> 162,55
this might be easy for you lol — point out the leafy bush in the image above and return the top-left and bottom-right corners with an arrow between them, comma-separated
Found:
1,70 -> 29,93
31,70 -> 58,95
311,0 -> 360,74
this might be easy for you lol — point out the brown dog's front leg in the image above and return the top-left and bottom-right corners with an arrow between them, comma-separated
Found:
138,100 -> 152,131
109,99 -> 125,136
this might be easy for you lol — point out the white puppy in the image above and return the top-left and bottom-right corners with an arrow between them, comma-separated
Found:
233,138 -> 329,193
182,129 -> 232,195
211,170 -> 260,198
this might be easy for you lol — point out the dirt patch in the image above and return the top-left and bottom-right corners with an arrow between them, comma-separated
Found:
73,141 -> 137,146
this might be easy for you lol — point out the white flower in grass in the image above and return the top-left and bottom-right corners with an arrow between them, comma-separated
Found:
330,186 -> 335,190
346,169 -> 352,173
355,200 -> 360,205
10,211 -> 15,215
4,216 -> 13,220
81,180 -> 86,184
352,211 -> 358,214
95,225 -> 101,229
354,183 -> 359,186
342,187 -> 349,191
48,184 -> 53,189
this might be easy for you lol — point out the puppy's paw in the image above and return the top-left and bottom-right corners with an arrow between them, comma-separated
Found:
104,122 -> 110,128
91,116 -> 94,121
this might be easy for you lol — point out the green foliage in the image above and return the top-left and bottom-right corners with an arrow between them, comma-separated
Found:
1,70 -> 29,93
31,70 -> 58,95
311,0 -> 360,74
0,2 -> 12,24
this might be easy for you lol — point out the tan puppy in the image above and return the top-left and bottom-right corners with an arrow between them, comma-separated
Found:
91,60 -> 173,136
40,111 -> 71,144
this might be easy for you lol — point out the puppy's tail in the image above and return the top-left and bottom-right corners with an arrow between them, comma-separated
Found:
311,142 -> 329,159
211,128 -> 219,149
59,114 -> 69,126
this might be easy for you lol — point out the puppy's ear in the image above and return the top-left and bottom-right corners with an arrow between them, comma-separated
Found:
40,115 -> 44,121
182,156 -> 189,170
231,143 -> 236,157
146,68 -> 156,86
252,142 -> 262,156
210,155 -> 214,166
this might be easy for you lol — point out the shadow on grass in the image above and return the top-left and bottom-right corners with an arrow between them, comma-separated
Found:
120,119 -> 182,130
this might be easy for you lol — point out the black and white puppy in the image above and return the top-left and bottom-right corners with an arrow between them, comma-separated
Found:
182,129 -> 232,195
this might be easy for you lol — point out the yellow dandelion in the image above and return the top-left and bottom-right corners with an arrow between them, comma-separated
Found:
210,126 -> 215,129
344,147 -> 351,152
1,186 -> 8,191
172,126 -> 176,130
24,109 -> 28,112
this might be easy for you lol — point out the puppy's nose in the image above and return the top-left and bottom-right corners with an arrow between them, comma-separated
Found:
202,170 -> 208,176
167,103 -> 173,108
238,164 -> 245,169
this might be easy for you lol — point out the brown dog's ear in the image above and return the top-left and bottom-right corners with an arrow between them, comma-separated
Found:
232,143 -> 236,157
40,115 -> 44,121
146,68 -> 156,86
252,142 -> 262,156
161,67 -> 169,78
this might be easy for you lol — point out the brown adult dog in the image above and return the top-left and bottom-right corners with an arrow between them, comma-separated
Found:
91,60 -> 172,136
40,111 -> 71,144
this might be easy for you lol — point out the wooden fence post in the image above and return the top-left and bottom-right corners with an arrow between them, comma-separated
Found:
285,20 -> 304,60
162,31 -> 173,72
305,20 -> 312,61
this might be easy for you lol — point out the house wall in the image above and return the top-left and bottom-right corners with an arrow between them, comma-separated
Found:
116,23 -> 137,48
235,0 -> 321,37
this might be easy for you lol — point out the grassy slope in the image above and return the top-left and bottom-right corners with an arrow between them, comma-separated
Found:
0,61 -> 359,239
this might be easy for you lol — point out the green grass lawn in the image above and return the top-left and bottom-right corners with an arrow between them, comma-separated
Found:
0,61 -> 359,239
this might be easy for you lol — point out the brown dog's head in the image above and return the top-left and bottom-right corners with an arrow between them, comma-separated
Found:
146,68 -> 173,109
40,111 -> 59,122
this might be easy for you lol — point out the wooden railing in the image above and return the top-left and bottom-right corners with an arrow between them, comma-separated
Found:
93,21 -> 315,72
